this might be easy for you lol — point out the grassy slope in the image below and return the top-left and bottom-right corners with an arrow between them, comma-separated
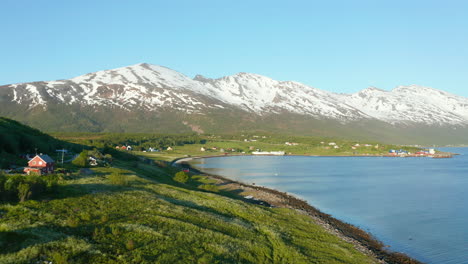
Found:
0,158 -> 375,264
0,117 -> 80,169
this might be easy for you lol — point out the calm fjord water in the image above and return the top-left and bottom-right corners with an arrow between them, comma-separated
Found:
192,148 -> 468,264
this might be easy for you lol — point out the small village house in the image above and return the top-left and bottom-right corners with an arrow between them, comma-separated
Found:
88,156 -> 98,166
24,154 -> 55,175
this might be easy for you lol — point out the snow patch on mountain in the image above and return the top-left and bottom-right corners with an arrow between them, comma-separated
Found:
2,63 -> 468,126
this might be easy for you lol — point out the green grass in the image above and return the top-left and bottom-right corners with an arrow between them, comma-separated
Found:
0,159 -> 376,264
135,137 -> 421,162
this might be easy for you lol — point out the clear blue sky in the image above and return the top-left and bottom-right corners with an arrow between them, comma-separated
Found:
1,0 -> 468,96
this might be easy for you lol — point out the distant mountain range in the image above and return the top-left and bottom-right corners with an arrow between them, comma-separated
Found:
1,63 -> 468,144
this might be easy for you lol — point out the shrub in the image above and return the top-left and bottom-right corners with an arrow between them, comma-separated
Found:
65,217 -> 80,228
101,214 -> 109,223
4,175 -> 25,201
27,176 -> 46,198
93,227 -> 106,239
126,240 -> 135,251
72,150 -> 89,167
109,172 -> 129,186
42,174 -> 59,190
50,252 -> 69,264
1,175 -> 53,202
173,171 -> 189,183
111,225 -> 120,236
79,212 -> 92,221
17,183 -> 32,202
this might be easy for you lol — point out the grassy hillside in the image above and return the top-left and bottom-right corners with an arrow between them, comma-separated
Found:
0,119 -> 427,263
0,157 -> 377,263
0,117 -> 80,169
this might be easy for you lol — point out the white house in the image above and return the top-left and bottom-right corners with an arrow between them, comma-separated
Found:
88,157 -> 98,166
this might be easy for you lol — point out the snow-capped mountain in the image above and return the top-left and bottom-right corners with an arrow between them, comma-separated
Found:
3,62 -> 467,126
1,63 -> 468,144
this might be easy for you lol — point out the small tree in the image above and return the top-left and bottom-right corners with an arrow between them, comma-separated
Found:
173,171 -> 189,183
18,182 -> 32,202
72,150 -> 89,167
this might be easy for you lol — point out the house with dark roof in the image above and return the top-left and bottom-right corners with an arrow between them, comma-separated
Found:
24,154 -> 55,175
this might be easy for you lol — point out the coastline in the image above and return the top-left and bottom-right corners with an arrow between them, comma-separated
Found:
173,155 -> 424,264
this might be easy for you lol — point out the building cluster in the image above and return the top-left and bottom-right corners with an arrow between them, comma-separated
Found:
388,149 -> 435,156
201,147 -> 239,153
115,145 -> 133,151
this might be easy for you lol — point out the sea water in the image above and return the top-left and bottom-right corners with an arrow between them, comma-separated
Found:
191,148 -> 468,264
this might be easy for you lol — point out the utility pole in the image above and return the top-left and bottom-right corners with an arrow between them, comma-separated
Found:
61,149 -> 65,165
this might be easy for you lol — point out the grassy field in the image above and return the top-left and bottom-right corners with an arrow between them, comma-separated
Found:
136,138 -> 420,162
0,156 -> 377,263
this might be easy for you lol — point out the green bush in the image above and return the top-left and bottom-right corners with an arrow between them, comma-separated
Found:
17,182 -> 32,202
43,174 -> 59,190
109,172 -> 129,186
126,240 -> 135,251
72,150 -> 89,167
173,171 -> 189,183
0,174 -> 59,202
101,214 -> 109,223
50,251 -> 69,264
65,216 -> 80,228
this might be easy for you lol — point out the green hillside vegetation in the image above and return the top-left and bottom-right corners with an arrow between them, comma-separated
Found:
0,156 -> 377,263
0,120 -> 425,263
3,103 -> 468,145
52,132 -> 206,150
0,117 -> 81,169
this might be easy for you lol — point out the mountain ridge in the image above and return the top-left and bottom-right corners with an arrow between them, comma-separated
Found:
1,63 -> 468,144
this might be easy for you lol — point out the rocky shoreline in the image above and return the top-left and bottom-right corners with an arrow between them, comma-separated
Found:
174,156 -> 424,264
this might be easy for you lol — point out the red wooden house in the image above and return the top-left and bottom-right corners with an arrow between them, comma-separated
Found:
24,154 -> 55,175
